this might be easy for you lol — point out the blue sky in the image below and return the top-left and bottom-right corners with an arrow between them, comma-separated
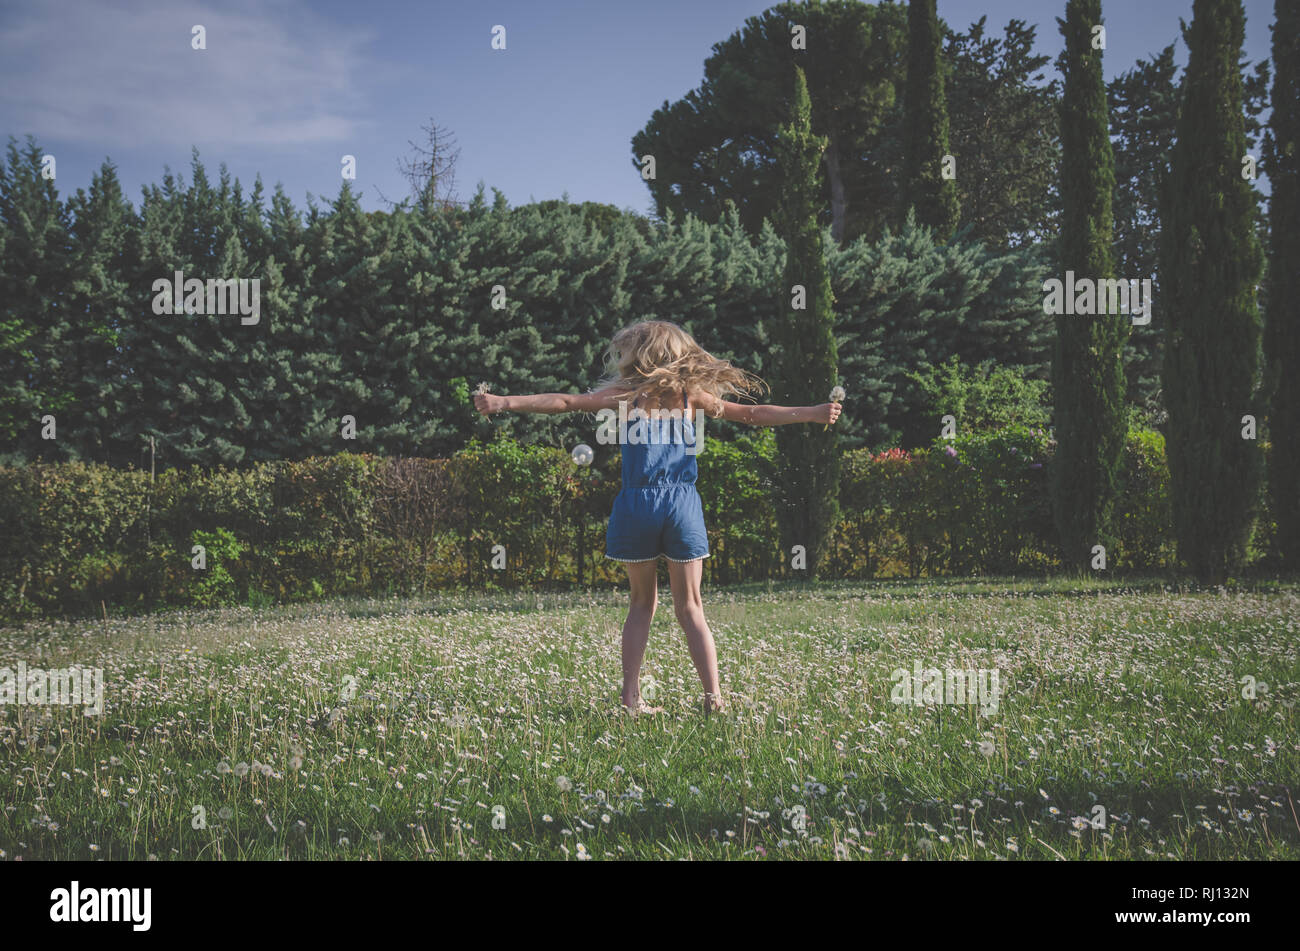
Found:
0,0 -> 1278,217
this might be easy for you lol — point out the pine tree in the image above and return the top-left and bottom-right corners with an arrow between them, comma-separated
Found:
824,213 -> 1050,449
1051,0 -> 1128,571
902,0 -> 960,240
769,67 -> 840,577
62,161 -> 137,464
1160,0 -> 1264,583
1264,0 -> 1300,569
121,153 -> 260,466
0,137 -> 74,462
937,17 -> 1060,249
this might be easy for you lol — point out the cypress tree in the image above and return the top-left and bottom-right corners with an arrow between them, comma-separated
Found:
770,66 -> 840,577
1108,44 -> 1180,416
1051,0 -> 1128,571
901,0 -> 960,240
1264,0 -> 1300,569
1160,0 -> 1264,583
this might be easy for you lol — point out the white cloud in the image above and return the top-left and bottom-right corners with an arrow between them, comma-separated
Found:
0,0 -> 378,148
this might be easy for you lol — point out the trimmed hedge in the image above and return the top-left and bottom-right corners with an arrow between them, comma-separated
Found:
0,427 -> 1271,620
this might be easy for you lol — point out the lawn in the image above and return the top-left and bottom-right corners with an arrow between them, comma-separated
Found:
1,577 -> 1297,860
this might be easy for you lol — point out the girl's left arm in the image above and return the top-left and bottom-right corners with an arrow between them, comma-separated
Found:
474,386 -> 628,416
691,390 -> 841,427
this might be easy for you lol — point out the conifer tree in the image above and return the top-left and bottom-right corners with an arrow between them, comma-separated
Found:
1160,0 -> 1264,583
62,161 -> 136,463
1264,0 -> 1299,569
0,137 -> 71,462
1051,0 -> 1128,570
902,0 -> 960,240
769,67 -> 840,577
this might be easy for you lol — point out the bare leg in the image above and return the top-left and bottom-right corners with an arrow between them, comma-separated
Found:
619,560 -> 661,712
666,558 -> 724,712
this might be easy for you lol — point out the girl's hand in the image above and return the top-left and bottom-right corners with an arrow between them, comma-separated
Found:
474,392 -> 507,415
816,402 -> 842,426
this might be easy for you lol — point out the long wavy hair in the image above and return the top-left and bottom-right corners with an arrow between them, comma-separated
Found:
596,320 -> 765,416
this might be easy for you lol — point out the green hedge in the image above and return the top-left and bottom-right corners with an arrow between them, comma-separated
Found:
0,427 -> 1274,620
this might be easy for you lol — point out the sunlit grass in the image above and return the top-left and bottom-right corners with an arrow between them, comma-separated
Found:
2,578 -> 1296,860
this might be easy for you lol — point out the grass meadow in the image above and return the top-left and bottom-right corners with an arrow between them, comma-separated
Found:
1,577 -> 1297,860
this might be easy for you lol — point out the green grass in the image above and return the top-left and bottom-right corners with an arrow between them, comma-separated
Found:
1,578 -> 1297,860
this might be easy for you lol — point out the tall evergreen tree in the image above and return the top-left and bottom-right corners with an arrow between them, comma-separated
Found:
902,0 -> 960,239
1108,43 -> 1271,419
1160,0 -> 1264,584
941,17 -> 1060,249
828,213 -> 1051,449
0,136 -> 71,462
769,66 -> 840,577
121,153 -> 259,466
1051,0 -> 1128,571
1109,43 -> 1179,415
1264,0 -> 1300,570
634,0 -> 903,247
61,161 -> 137,464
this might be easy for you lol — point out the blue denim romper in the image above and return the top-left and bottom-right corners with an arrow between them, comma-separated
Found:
604,390 -> 709,563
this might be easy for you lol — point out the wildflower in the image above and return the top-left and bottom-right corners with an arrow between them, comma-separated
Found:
978,741 -> 995,758
825,386 -> 846,430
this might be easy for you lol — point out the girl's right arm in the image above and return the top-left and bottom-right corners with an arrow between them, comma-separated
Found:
691,390 -> 841,427
474,386 -> 629,416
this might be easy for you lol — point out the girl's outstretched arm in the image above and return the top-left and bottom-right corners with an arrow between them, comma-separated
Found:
474,386 -> 629,416
691,390 -> 841,427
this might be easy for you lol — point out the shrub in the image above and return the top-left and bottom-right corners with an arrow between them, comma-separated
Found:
901,355 -> 1052,447
697,428 -> 780,583
1111,428 -> 1175,570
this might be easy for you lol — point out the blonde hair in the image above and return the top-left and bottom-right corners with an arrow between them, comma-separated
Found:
597,320 -> 765,414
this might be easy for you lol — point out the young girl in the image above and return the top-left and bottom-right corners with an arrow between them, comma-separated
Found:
473,320 -> 841,715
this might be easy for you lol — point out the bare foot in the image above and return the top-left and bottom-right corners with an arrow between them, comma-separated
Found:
621,698 -> 664,716
702,692 -> 726,715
